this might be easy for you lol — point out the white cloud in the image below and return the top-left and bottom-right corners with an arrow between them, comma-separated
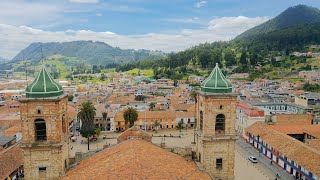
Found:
69,0 -> 99,3
0,16 -> 269,59
195,0 -> 207,8
95,13 -> 103,17
163,17 -> 207,25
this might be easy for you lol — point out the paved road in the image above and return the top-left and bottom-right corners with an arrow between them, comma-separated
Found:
236,138 -> 294,180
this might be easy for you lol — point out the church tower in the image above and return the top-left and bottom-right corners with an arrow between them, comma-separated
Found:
196,63 -> 237,180
20,67 -> 70,179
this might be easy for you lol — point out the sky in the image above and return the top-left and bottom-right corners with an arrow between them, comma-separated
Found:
1,0 -> 320,59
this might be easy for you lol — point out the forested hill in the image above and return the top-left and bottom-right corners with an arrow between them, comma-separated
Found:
234,5 -> 320,51
12,41 -> 166,66
116,5 -> 320,80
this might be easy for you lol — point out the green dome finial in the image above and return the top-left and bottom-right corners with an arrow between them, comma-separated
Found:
25,67 -> 64,98
201,63 -> 233,93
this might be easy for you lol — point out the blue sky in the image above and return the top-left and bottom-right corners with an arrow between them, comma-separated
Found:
0,0 -> 320,59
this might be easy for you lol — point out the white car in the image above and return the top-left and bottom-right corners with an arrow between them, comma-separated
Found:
248,156 -> 258,163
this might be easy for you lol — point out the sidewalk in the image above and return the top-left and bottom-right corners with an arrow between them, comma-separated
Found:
236,138 -> 294,180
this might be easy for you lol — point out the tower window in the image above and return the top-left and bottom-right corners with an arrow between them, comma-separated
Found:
216,158 -> 223,169
200,111 -> 203,130
62,114 -> 66,133
39,167 -> 46,171
35,119 -> 46,141
220,105 -> 223,109
215,114 -> 225,133
37,109 -> 41,114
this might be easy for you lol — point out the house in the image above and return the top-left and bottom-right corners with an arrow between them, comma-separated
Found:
0,144 -> 23,180
245,121 -> 320,180
236,101 -> 264,137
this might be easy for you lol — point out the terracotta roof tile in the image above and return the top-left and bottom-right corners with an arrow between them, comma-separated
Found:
246,123 -> 320,177
0,144 -> 23,180
61,140 -> 209,180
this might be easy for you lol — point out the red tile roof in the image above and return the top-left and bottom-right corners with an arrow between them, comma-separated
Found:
0,144 -> 23,180
61,140 -> 209,180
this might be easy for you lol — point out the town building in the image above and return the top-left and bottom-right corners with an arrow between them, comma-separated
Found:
236,101 -> 264,137
245,120 -> 320,180
195,63 -> 237,179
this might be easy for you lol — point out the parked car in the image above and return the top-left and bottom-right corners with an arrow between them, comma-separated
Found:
248,156 -> 258,163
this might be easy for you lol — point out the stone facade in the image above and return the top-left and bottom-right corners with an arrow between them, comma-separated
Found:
20,95 -> 70,180
196,92 -> 237,180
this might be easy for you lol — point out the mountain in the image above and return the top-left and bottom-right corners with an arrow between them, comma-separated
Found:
234,5 -> 320,50
0,56 -> 9,63
12,41 -> 166,66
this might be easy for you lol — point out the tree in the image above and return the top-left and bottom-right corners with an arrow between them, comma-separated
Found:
94,128 -> 101,137
224,48 -> 236,67
176,121 -> 184,136
123,107 -> 138,128
68,94 -> 74,102
249,53 -> 258,66
78,102 -> 96,150
100,73 -> 105,81
102,111 -> 108,131
240,52 -> 248,65
149,102 -> 156,110
153,120 -> 160,133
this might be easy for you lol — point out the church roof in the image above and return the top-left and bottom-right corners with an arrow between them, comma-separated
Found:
62,140 -> 210,179
25,67 -> 63,98
201,63 -> 233,93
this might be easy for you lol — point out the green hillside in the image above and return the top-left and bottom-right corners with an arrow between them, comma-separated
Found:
234,5 -> 320,50
13,55 -> 90,79
12,41 -> 166,66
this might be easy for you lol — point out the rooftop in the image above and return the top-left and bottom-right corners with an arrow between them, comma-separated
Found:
62,140 -> 209,179
201,63 -> 233,93
25,67 -> 63,98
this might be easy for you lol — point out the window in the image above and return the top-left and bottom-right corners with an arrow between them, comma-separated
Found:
220,105 -> 223,109
216,158 -> 223,169
200,111 -> 203,130
35,119 -> 46,141
37,109 -> 41,114
215,114 -> 225,132
62,114 -> 66,133
39,167 -> 46,171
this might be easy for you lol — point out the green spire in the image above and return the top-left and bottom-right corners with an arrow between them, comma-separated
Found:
25,67 -> 64,98
201,63 -> 233,93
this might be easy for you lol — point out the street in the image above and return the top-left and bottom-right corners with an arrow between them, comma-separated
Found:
236,138 -> 295,180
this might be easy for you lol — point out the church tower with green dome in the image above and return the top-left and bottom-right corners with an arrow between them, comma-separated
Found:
20,67 -> 70,180
195,63 -> 237,180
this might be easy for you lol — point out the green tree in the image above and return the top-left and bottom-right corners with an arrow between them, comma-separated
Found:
240,52 -> 248,65
100,73 -> 105,81
224,48 -> 236,67
78,101 -> 96,150
94,128 -> 101,137
123,107 -> 138,128
249,53 -> 258,66
153,120 -> 160,133
176,120 -> 184,135
149,102 -> 156,110
68,94 -> 74,102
